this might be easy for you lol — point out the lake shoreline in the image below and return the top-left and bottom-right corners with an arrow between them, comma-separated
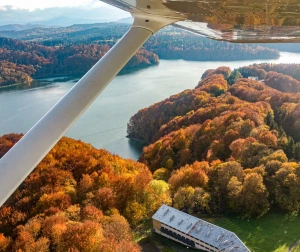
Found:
1,54 -> 283,90
32,62 -> 160,80
126,136 -> 148,144
2,52 -> 300,160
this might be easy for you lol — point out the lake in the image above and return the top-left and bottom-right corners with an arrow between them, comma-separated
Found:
1,51 -> 300,160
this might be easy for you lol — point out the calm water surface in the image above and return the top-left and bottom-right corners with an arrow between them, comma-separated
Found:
1,51 -> 300,160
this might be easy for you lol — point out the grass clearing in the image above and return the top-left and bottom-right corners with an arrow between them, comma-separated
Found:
204,212 -> 300,252
133,219 -> 153,242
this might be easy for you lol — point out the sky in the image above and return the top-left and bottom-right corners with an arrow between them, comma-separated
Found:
0,0 -> 130,26
0,0 -> 103,11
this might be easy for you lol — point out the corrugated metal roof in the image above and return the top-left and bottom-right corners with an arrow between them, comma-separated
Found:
152,204 -> 250,252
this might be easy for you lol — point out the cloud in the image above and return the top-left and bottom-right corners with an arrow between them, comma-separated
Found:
0,4 -> 130,26
0,0 -> 103,11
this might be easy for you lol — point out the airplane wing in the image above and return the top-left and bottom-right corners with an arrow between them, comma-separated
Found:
1,0 -> 299,207
102,0 -> 300,42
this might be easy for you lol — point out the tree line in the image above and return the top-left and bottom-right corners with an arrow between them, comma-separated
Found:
144,28 -> 279,61
0,37 -> 159,87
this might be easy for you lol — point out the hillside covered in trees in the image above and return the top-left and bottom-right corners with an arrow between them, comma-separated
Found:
2,63 -> 300,250
128,63 -> 300,217
144,27 -> 279,61
0,23 -> 130,45
0,37 -> 159,87
0,135 -> 170,251
0,24 -> 280,60
0,23 -> 283,87
0,23 -> 280,61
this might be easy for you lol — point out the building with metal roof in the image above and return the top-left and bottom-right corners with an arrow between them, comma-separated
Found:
152,204 -> 250,252
248,76 -> 259,81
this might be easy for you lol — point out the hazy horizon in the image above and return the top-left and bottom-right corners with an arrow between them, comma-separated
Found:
0,1 -> 130,26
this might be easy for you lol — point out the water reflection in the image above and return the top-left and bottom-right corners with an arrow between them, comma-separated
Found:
128,139 -> 147,160
0,80 -> 53,92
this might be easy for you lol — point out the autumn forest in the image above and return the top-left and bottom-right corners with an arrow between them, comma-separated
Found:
0,37 -> 159,87
128,64 -> 300,220
1,62 -> 300,251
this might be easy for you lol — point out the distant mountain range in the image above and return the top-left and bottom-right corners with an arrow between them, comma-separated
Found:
0,17 -> 133,32
115,17 -> 133,24
0,5 -> 130,28
29,17 -> 111,27
0,24 -> 50,31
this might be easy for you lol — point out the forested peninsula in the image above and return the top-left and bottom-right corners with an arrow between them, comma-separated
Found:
128,63 -> 300,218
0,37 -> 158,87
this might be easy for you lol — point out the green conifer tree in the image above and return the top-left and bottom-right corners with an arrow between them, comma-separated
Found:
294,142 -> 300,161
285,136 -> 295,159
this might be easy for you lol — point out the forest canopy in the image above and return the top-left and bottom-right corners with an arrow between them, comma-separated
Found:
0,135 -> 170,251
2,63 -> 300,251
0,37 -> 159,87
128,63 -> 300,217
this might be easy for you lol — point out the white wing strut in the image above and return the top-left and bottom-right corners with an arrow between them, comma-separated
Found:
0,14 -> 178,207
